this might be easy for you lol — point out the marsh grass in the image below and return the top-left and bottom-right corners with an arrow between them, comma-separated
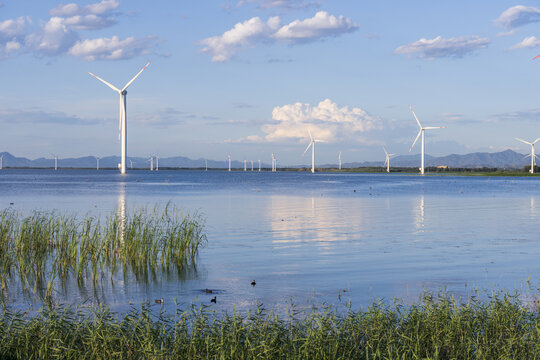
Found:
0,292 -> 539,359
0,205 -> 207,304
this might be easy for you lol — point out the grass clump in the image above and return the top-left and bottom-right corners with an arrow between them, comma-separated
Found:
0,204 -> 207,303
0,292 -> 540,359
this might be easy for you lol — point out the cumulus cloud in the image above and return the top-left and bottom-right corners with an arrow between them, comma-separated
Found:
0,16 -> 30,57
395,35 -> 490,59
234,99 -> 380,143
273,11 -> 357,43
236,0 -> 320,10
510,36 -> 540,50
200,16 -> 280,62
26,17 -> 79,56
69,35 -> 157,60
49,0 -> 119,30
200,11 -> 357,62
496,5 -> 540,29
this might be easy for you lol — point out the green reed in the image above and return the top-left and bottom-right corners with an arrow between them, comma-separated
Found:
0,205 -> 207,303
0,292 -> 539,359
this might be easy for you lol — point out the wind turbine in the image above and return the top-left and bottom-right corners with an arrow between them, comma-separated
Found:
228,154 -> 231,172
338,152 -> 342,170
409,106 -> 445,175
88,61 -> 151,175
251,160 -> 254,171
258,159 -> 261,172
515,137 -> 540,173
243,159 -> 247,171
155,154 -> 159,171
95,156 -> 100,170
383,147 -> 397,173
302,129 -> 324,173
129,160 -> 134,169
0,154 -> 3,170
148,156 -> 154,171
205,159 -> 208,171
271,153 -> 276,172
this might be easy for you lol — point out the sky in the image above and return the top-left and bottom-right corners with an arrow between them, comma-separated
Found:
1,0 -> 540,165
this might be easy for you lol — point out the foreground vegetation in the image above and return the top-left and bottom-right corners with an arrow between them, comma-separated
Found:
0,205 -> 207,303
0,293 -> 540,359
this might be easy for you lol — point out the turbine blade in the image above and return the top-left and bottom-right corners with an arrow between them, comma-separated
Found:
302,142 -> 313,156
409,129 -> 422,153
533,137 -> 540,144
383,147 -> 388,156
424,126 -> 445,130
409,105 -> 422,128
384,158 -> 388,166
308,128 -> 313,141
515,138 -> 532,145
88,72 -> 120,92
122,61 -> 151,91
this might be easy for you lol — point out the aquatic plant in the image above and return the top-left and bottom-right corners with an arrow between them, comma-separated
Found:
0,205 -> 207,303
0,292 -> 539,359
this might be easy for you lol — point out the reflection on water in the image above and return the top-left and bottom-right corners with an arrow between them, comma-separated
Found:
2,170 -> 540,313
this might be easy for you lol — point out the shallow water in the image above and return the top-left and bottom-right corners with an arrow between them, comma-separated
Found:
1,169 -> 540,313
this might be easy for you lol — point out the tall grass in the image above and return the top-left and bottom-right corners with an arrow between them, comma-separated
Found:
0,205 -> 207,303
0,292 -> 539,359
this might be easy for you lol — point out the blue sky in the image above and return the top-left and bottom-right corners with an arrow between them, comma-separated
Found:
1,0 -> 540,165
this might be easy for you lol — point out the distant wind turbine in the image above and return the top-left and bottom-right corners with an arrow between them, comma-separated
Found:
383,147 -> 397,173
302,129 -> 324,174
244,159 -> 247,171
271,153 -> 276,172
228,154 -> 231,172
515,137 -> 540,173
409,105 -> 445,175
52,154 -> 58,171
155,154 -> 159,171
129,160 -> 134,169
338,152 -> 342,170
148,156 -> 154,171
95,156 -> 100,170
205,159 -> 208,171
0,154 -> 3,170
88,61 -> 151,175
258,159 -> 261,172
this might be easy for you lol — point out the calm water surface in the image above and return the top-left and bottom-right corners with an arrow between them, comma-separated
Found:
1,169 -> 540,313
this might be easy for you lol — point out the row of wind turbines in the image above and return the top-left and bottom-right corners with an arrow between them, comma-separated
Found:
85,61 -> 540,175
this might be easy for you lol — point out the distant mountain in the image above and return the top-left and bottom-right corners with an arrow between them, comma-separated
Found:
0,149 -> 531,170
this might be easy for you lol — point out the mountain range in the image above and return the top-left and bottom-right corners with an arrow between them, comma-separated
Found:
0,149 -> 532,170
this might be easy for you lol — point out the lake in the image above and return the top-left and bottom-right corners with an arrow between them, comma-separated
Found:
1,169 -> 539,314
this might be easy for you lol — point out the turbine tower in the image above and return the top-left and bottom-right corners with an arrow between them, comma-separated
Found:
271,153 -> 276,172
515,137 -> 540,173
155,154 -> 159,171
409,105 -> 445,175
52,154 -> 58,171
88,61 -> 151,175
302,129 -> 324,173
258,159 -> 261,172
243,159 -> 247,171
148,156 -> 154,171
383,147 -> 396,173
0,154 -> 3,170
95,156 -> 100,170
205,159 -> 208,171
228,154 -> 231,172
338,152 -> 342,170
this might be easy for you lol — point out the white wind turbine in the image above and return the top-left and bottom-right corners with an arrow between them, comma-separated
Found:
515,137 -> 540,173
251,160 -> 253,171
52,154 -> 58,171
258,159 -> 261,172
228,154 -> 231,172
0,154 -> 3,170
205,159 -> 208,171
88,61 -> 151,175
409,106 -> 445,175
338,152 -> 342,170
155,154 -> 159,171
148,156 -> 154,171
95,156 -> 100,170
243,159 -> 247,171
129,160 -> 134,169
302,129 -> 324,174
383,147 -> 396,173
271,153 -> 276,172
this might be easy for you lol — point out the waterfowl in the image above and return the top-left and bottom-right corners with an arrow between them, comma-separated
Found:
205,289 -> 213,293
210,296 -> 216,303
251,280 -> 256,286
155,298 -> 164,304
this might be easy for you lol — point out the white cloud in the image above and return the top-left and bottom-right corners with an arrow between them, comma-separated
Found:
496,5 -> 540,29
496,29 -> 517,37
68,35 -> 158,61
395,35 -> 490,59
200,16 -> 280,62
236,0 -> 319,10
510,36 -> 540,50
63,14 -> 116,30
50,0 -> 119,17
26,17 -> 79,56
273,11 -> 357,43
234,99 -> 380,143
0,17 -> 30,57
200,11 -> 356,62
